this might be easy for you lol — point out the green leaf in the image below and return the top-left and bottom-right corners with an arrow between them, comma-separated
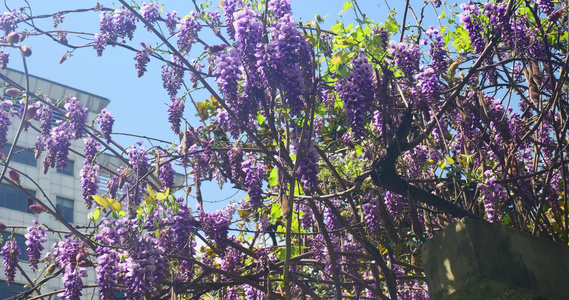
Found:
156,188 -> 169,201
92,195 -> 123,212
256,113 -> 266,125
269,167 -> 278,187
340,0 -> 352,15
384,15 -> 400,34
145,195 -> 157,207
278,248 -> 286,260
338,38 -> 357,46
355,145 -> 362,157
330,21 -> 344,34
271,202 -> 282,220
147,183 -> 155,199
93,208 -> 100,222
331,51 -> 343,65
451,26 -> 471,52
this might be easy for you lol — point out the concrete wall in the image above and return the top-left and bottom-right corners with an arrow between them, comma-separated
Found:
423,218 -> 569,300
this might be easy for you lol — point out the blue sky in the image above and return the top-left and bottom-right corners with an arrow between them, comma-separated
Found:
3,0 -> 444,207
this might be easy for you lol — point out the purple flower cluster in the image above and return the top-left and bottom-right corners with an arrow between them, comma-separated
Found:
165,11 -> 180,35
51,238 -> 86,300
159,199 -> 196,254
25,219 -> 48,271
228,144 -> 246,182
127,142 -> 149,181
99,8 -> 137,42
242,157 -> 265,210
81,164 -> 100,209
477,171 -> 506,223
483,2 -> 508,28
120,235 -> 166,299
34,100 -> 53,159
323,199 -> 341,232
157,155 -> 175,189
106,171 -> 121,199
335,49 -> 375,139
243,284 -> 268,300
60,266 -> 84,300
388,40 -> 420,75
233,9 -> 263,50
291,136 -> 320,191
134,43 -> 153,77
83,137 -> 100,165
261,13 -> 312,116
214,47 -> 244,135
167,97 -> 185,134
2,239 -> 20,284
198,203 -> 237,253
536,0 -> 555,15
93,34 -> 107,56
415,66 -> 441,107
96,108 -> 114,143
222,0 -> 243,38
459,1 -> 485,54
39,96 -> 87,171
362,193 -> 381,236
220,241 -> 242,277
43,122 -> 72,173
94,219 -> 122,300
37,99 -> 53,136
176,13 -> 202,54
64,96 -> 87,139
384,190 -> 404,215
140,2 -> 161,25
399,281 -> 429,300
161,55 -> 185,97
268,0 -> 292,19
425,26 -> 448,75
0,9 -> 23,35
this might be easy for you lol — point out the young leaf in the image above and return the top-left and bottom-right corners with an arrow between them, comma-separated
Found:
92,195 -> 123,212
269,167 -> 278,187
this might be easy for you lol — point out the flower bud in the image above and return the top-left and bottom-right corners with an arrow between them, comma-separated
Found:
29,204 -> 45,214
19,45 -> 32,57
46,263 -> 56,275
8,169 -> 20,183
76,252 -> 87,263
5,88 -> 20,97
78,260 -> 93,267
548,7 -> 567,23
25,105 -> 37,120
6,32 -> 20,44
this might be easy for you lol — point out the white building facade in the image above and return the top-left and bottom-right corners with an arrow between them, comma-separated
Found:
0,68 -> 110,299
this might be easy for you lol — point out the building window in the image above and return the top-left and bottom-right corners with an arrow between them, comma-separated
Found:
56,160 -> 74,176
0,232 -> 28,261
0,184 -> 35,213
0,281 -> 26,299
56,196 -> 74,223
1,144 -> 37,167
